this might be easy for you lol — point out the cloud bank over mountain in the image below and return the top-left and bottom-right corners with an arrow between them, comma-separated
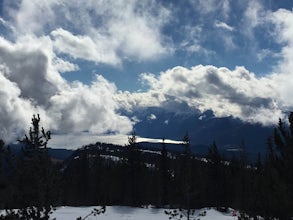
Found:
117,65 -> 281,125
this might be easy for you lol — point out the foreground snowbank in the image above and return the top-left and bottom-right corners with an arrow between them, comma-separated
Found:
51,206 -> 238,220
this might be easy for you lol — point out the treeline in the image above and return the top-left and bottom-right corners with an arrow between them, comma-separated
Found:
0,114 -> 293,219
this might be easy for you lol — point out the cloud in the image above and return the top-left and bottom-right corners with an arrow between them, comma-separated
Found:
214,21 -> 234,31
105,1 -> 173,61
51,28 -> 120,65
189,0 -> 231,18
177,2 -> 235,55
270,9 -> 293,73
118,65 -> 283,125
6,0 -> 173,65
52,57 -> 79,73
0,64 -> 50,142
222,0 -> 231,19
0,0 -> 174,144
148,114 -> 157,120
0,36 -> 62,106
2,0 -> 293,147
256,49 -> 277,62
0,17 -> 14,33
213,21 -> 236,49
0,36 -> 133,144
9,0 -> 58,35
48,75 -> 132,134
111,7 -> 293,127
242,0 -> 266,39
268,9 -> 293,108
180,25 -> 215,56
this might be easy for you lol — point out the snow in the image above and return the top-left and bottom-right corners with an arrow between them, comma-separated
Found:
50,206 -> 239,220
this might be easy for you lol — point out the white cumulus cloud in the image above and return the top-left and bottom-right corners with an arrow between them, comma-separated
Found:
118,65 -> 283,125
0,37 -> 133,144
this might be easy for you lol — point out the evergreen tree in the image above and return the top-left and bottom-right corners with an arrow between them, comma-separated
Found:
126,131 -> 142,206
19,114 -> 51,152
167,133 -> 195,220
0,140 -> 4,173
181,132 -> 193,219
159,138 -> 169,206
262,112 -> 293,219
15,114 -> 59,219
0,140 -> 6,209
207,141 -> 221,165
247,152 -> 265,216
232,143 -> 249,211
206,141 -> 226,207
273,114 -> 293,184
79,146 -> 90,204
0,142 -> 16,209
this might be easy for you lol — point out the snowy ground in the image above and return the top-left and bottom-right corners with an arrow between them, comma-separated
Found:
51,206 -> 239,220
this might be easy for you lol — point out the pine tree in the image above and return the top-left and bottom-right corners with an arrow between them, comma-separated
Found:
206,141 -> 225,207
0,140 -> 6,209
207,141 -> 221,165
181,132 -> 193,220
126,131 -> 142,206
167,133 -> 195,220
20,114 -> 51,153
160,138 -> 169,206
14,114 -> 59,219
79,146 -> 90,204
263,112 -> 293,219
0,142 -> 16,209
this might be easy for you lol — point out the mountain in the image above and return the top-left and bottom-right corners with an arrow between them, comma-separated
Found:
129,108 -> 274,158
8,143 -> 74,161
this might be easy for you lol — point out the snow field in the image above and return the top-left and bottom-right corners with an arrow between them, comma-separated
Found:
51,206 -> 239,220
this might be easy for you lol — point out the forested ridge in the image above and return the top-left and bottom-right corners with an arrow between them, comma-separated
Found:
1,113 -> 293,219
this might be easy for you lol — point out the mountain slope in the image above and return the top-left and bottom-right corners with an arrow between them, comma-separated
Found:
130,108 -> 273,157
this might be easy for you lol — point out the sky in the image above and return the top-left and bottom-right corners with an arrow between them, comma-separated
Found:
1,0 -> 293,147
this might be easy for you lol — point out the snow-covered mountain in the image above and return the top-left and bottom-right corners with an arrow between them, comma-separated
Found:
129,108 -> 274,158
